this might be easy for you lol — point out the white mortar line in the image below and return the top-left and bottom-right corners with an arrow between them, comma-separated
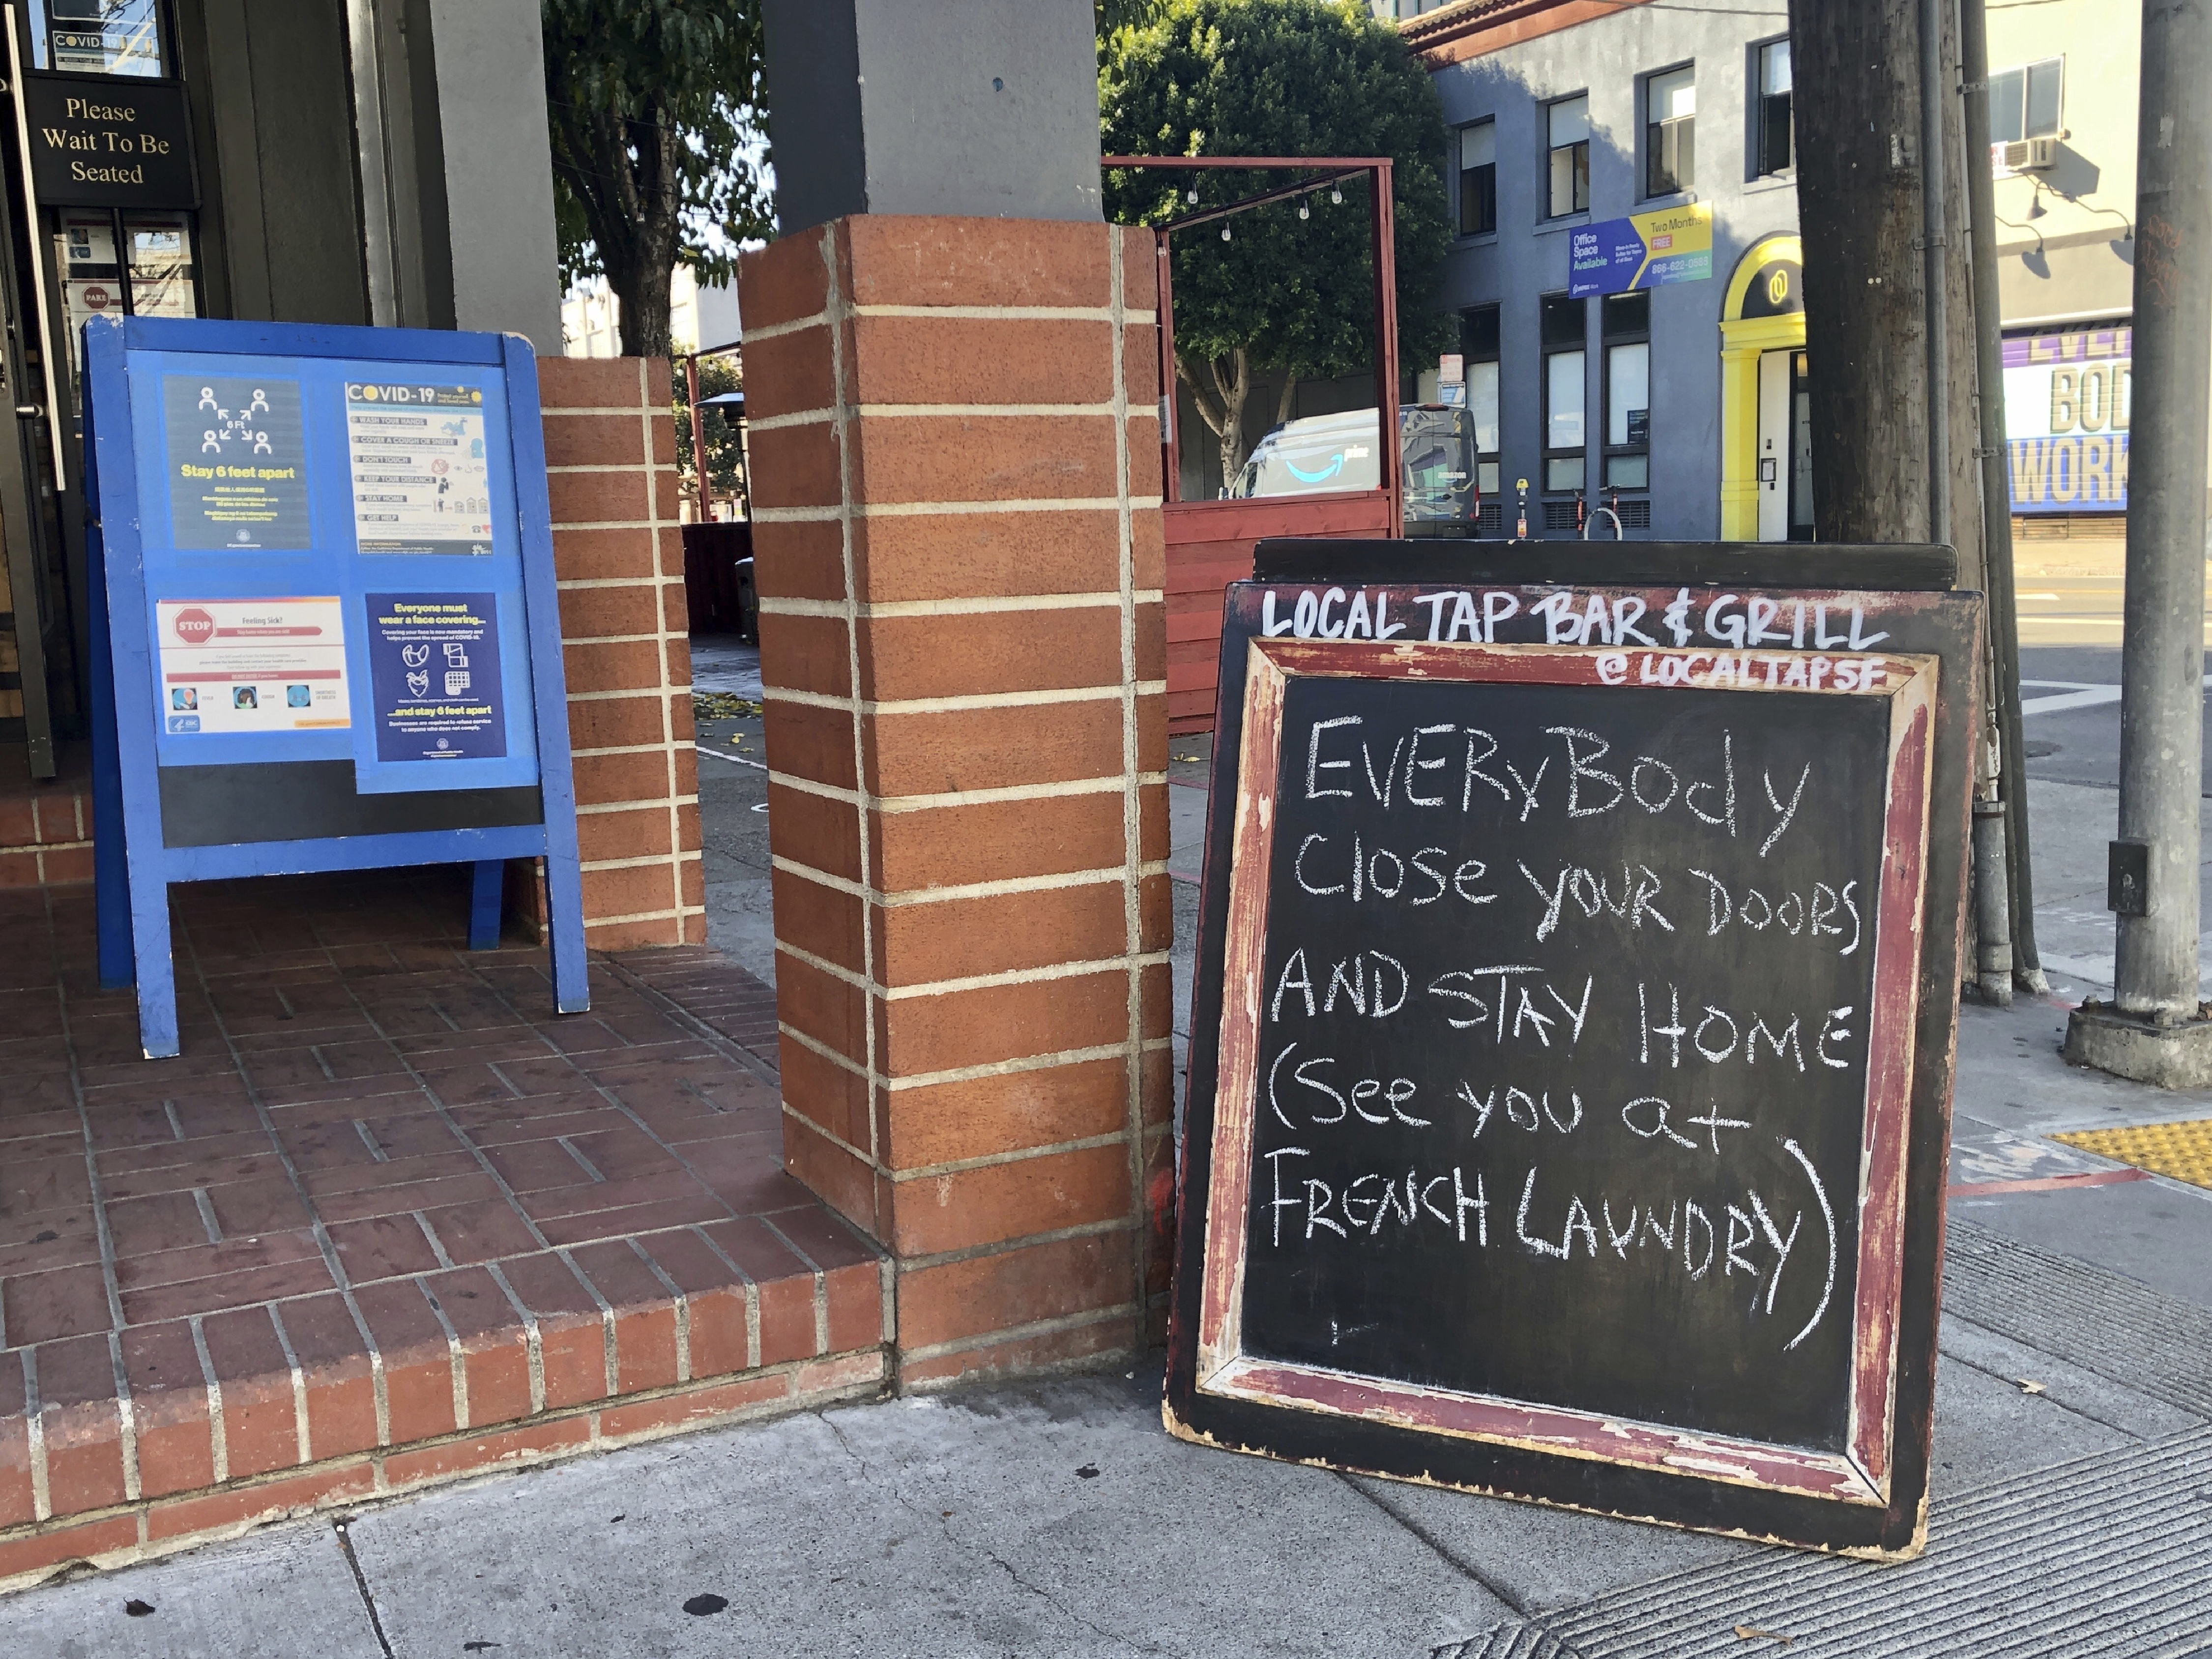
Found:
750,402 -> 1119,432
768,856 -> 1136,905
765,770 -> 1165,811
765,680 -> 1164,716
778,937 -> 1168,1001
851,303 -> 1155,321
753,495 -> 1161,523
641,356 -> 690,944
761,591 -> 1162,619
21,1349 -> 49,1521
741,310 -> 828,342
1111,225 -> 1151,1329
822,223 -> 889,1172
189,1316 -> 229,1485
264,1304 -> 313,1466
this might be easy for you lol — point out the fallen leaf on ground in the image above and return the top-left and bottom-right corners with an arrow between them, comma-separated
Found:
1734,1627 -> 1792,1646
2019,1379 -> 2047,1395
684,1594 -> 730,1616
123,1600 -> 155,1617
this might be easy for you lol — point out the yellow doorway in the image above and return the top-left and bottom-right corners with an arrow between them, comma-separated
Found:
1719,235 -> 1805,541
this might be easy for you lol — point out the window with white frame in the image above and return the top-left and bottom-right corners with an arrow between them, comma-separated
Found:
1541,293 -> 1586,492
1990,58 -> 2063,144
1645,65 -> 1694,197
1546,95 -> 1590,218
1754,39 -> 1793,176
1457,120 -> 1497,236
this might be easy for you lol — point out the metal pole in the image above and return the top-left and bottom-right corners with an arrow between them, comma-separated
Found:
684,353 -> 709,521
1959,0 -> 2046,994
1918,0 -> 1951,550
2113,0 -> 2212,1020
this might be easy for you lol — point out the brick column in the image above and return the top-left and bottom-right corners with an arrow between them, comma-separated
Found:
536,356 -> 705,951
739,217 -> 1172,1387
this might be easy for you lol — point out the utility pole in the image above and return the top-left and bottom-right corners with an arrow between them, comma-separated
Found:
1959,0 -> 2044,997
2065,0 -> 2212,1084
1786,0 -> 1981,571
1791,0 -> 2006,999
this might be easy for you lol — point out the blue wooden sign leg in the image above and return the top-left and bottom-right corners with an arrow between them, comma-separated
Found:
84,464 -> 135,990
467,859 -> 504,950
543,845 -> 590,1013
503,336 -> 592,1017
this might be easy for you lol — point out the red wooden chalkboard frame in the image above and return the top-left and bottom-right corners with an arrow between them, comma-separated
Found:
1192,639 -> 1939,1511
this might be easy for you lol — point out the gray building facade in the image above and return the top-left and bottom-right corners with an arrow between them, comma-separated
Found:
1409,0 -> 1808,542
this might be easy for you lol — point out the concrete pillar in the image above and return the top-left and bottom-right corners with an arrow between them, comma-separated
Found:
737,219 -> 1172,1384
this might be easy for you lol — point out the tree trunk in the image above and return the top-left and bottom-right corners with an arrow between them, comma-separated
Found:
1176,349 -> 1254,491
549,101 -> 684,360
1787,0 -> 1984,585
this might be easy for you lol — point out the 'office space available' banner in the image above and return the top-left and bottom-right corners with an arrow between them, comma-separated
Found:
2005,327 -> 2129,513
1568,203 -> 1713,298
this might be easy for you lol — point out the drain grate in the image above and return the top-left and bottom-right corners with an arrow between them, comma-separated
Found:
1940,1218 -> 2212,1418
2053,1117 -> 2212,1191
1441,1427 -> 2212,1658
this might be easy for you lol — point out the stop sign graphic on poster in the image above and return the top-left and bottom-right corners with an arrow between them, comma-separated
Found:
171,607 -> 216,644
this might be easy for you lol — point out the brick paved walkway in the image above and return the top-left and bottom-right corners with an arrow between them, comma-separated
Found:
0,867 -> 884,1587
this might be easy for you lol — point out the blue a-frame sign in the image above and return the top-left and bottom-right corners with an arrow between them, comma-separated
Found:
84,316 -> 589,1058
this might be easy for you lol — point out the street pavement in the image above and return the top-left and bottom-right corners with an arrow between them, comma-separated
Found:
9,572 -> 2212,1657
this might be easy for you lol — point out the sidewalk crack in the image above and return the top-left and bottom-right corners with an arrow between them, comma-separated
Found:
815,1409 -> 1166,1655
1336,1470 -> 1534,1619
332,1517 -> 397,1659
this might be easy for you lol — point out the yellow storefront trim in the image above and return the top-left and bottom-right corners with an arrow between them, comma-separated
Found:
1718,234 -> 1805,542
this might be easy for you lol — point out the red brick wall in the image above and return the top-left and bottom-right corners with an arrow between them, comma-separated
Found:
740,217 -> 1173,1387
538,356 -> 704,950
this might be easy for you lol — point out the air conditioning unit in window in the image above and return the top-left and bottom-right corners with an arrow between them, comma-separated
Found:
1991,135 -> 2058,176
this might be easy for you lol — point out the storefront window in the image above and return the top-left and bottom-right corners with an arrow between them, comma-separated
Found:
54,208 -> 198,394
1461,304 -> 1501,497
1602,292 -> 1650,490
30,0 -> 167,76
1541,293 -> 1586,493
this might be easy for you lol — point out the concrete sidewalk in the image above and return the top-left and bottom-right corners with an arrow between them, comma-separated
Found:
3,1062 -> 2208,1658
8,687 -> 2212,1656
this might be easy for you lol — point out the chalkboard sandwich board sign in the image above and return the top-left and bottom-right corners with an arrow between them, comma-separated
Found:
1166,543 -> 1979,1560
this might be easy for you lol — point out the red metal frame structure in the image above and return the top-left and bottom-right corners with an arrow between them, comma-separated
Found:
1102,157 -> 1402,732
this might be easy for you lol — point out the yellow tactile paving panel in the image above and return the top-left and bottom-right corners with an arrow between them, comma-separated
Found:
2053,1118 -> 2212,1191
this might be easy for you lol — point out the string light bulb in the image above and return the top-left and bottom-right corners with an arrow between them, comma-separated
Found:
1330,187 -> 1343,205
1187,187 -> 1199,204
1298,203 -> 1310,219
1221,224 -> 1232,240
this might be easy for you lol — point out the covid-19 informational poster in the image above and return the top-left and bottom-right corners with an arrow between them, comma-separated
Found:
347,381 -> 495,556
363,591 -> 507,762
153,596 -> 351,734
161,375 -> 311,550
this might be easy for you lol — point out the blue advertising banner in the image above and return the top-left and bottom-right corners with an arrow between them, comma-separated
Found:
365,592 -> 507,762
1569,203 -> 1714,300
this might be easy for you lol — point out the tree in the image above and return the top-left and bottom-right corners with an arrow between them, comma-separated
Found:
1100,0 -> 1454,482
541,0 -> 775,359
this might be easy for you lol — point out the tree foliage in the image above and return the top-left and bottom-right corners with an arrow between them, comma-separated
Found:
1100,0 -> 1453,478
674,355 -> 748,512
542,0 -> 774,359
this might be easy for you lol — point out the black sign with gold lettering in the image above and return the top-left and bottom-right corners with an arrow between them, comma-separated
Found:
22,72 -> 197,209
